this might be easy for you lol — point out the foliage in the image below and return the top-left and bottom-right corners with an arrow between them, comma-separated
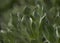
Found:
0,0 -> 60,43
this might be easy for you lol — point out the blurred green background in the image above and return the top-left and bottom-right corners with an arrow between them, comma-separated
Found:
0,0 -> 60,43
